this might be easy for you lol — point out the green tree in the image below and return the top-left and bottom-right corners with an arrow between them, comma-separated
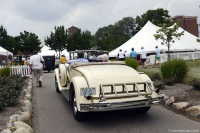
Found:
0,25 -> 8,48
5,35 -> 16,54
112,17 -> 137,49
15,31 -> 41,55
94,17 -> 137,51
154,23 -> 184,61
0,25 -> 20,55
67,29 -> 82,51
44,26 -> 68,57
67,29 -> 93,51
136,8 -> 173,31
80,30 -> 93,50
94,26 -> 114,50
114,17 -> 137,37
0,26 -> 14,52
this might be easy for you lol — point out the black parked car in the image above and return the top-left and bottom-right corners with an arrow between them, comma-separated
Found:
42,55 -> 55,72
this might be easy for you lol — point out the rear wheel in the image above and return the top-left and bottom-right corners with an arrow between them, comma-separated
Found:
55,76 -> 60,93
72,89 -> 84,121
135,106 -> 151,113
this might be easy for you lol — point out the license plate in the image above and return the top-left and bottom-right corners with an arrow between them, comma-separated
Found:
80,87 -> 96,96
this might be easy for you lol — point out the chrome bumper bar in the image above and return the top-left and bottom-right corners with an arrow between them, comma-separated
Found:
80,96 -> 164,112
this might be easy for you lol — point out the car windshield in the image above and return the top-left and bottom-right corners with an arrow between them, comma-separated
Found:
69,50 -> 109,61
70,61 -> 125,68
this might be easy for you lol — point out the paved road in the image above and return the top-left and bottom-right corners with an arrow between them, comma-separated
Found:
32,72 -> 200,133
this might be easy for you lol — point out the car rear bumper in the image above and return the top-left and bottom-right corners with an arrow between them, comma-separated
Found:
80,96 -> 164,112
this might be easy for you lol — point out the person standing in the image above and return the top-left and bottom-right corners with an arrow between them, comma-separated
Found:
140,47 -> 147,68
1,59 -> 6,66
24,58 -> 27,65
30,51 -> 44,87
26,57 -> 30,65
154,45 -> 161,67
26,57 -> 32,77
84,51 -> 88,59
7,59 -> 11,66
130,48 -> 137,60
124,50 -> 129,59
74,50 -> 78,59
117,49 -> 125,61
60,54 -> 67,64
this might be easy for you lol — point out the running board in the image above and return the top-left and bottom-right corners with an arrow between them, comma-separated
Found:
61,90 -> 70,101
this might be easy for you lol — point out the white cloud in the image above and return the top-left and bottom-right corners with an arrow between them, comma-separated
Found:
0,0 -> 199,42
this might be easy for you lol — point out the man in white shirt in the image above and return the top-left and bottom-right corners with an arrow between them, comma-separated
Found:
140,47 -> 147,68
117,49 -> 125,61
30,51 -> 44,87
124,50 -> 129,58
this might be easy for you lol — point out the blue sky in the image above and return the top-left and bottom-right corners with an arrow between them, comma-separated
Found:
0,0 -> 199,42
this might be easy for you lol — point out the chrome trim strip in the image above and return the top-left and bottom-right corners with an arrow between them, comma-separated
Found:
80,96 -> 164,112
124,83 -> 128,94
99,82 -> 153,101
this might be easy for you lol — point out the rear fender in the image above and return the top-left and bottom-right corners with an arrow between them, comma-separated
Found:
59,64 -> 67,87
70,76 -> 93,111
139,72 -> 158,97
55,68 -> 60,87
55,68 -> 59,78
139,72 -> 152,83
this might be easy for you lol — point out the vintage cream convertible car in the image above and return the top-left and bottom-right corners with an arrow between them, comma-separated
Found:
55,62 -> 163,121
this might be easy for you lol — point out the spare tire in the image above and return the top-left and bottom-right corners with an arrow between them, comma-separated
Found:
59,64 -> 67,87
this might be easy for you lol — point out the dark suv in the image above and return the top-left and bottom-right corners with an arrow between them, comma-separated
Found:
42,55 -> 55,72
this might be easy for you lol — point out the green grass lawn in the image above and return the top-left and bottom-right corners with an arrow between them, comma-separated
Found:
186,60 -> 200,80
138,59 -> 200,82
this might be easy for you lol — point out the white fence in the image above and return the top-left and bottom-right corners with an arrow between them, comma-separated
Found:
146,51 -> 200,65
1,51 -> 200,76
0,65 -> 30,76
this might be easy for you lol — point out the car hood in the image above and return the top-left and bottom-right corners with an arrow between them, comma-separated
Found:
74,65 -> 145,87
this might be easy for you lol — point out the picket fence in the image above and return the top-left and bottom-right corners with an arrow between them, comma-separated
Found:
0,65 -> 30,76
146,51 -> 200,65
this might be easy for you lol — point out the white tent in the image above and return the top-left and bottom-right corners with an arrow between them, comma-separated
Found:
109,21 -> 200,57
177,27 -> 200,51
38,45 -> 57,56
0,46 -> 13,56
38,45 -> 69,59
